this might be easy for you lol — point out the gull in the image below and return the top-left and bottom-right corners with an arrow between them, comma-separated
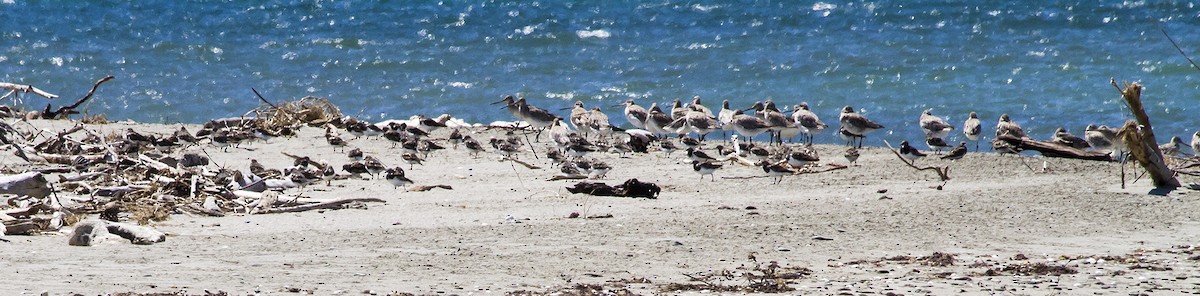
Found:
963,112 -> 982,151
792,102 -> 827,145
919,109 -> 955,139
616,99 -> 648,129
839,106 -> 885,148
941,142 -> 968,160
692,160 -> 723,182
995,113 -> 1027,138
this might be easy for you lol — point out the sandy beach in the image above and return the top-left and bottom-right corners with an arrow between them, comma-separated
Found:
2,119 -> 1200,295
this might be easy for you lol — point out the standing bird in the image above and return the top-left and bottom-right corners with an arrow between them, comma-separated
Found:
683,107 -> 720,141
941,142 -> 968,160
325,125 -> 347,152
689,96 -> 714,118
692,160 -> 723,182
587,106 -> 612,139
448,129 -> 464,149
839,106 -> 885,148
1160,136 -> 1192,158
1051,127 -> 1090,149
919,109 -> 955,139
899,140 -> 927,162
670,98 -> 688,120
718,100 -> 737,139
617,99 -> 648,129
464,135 -> 486,158
786,147 -> 820,168
686,147 -> 719,163
962,112 -> 982,151
844,147 -> 861,165
385,167 -> 413,189
567,101 -> 593,137
1192,131 -> 1200,157
995,113 -> 1027,138
730,110 -> 772,144
792,102 -> 827,145
644,103 -> 676,136
401,153 -> 425,170
925,137 -> 952,154
760,161 -> 797,185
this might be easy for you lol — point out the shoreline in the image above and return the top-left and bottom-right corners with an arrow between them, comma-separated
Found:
0,119 -> 1197,295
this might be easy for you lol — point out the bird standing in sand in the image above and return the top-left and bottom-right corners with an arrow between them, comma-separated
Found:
899,140 -> 927,162
839,106 -> 885,148
962,112 -> 982,151
919,109 -> 955,139
617,99 -> 648,129
692,160 -> 723,182
792,102 -> 827,145
941,142 -> 968,160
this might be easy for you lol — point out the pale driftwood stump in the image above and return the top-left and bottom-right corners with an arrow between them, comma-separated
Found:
0,172 -> 50,198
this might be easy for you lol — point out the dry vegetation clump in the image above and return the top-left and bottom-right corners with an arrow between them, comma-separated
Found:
660,257 -> 812,293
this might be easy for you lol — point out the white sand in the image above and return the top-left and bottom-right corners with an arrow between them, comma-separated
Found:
2,120 -> 1199,295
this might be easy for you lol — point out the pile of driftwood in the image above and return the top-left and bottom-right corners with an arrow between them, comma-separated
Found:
0,95 -> 380,244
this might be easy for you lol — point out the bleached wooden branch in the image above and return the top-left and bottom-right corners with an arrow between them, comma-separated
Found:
882,140 -> 951,182
0,82 -> 58,100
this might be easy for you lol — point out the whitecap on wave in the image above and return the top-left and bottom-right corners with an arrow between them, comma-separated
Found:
575,29 -> 611,39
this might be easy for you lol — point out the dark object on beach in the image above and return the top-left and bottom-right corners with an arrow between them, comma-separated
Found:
626,135 -> 651,153
566,178 -> 660,199
100,206 -> 120,222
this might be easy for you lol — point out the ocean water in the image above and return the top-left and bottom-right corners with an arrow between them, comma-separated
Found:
2,1 -> 1198,146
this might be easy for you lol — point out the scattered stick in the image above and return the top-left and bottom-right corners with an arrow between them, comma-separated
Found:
42,75 -> 114,119
408,184 -> 453,192
0,82 -> 58,100
883,140 -> 950,182
255,197 -> 385,214
503,157 -> 542,170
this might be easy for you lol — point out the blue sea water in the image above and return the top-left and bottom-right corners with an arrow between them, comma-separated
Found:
2,1 -> 1198,146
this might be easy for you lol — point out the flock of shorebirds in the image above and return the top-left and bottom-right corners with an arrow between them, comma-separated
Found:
123,95 -> 1200,190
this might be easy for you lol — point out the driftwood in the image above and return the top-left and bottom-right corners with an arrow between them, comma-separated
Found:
408,184 -> 453,192
42,75 -> 114,119
994,134 -> 1112,161
0,172 -> 51,198
1112,80 -> 1181,189
68,220 -> 166,246
883,140 -> 950,182
0,82 -> 59,100
255,197 -> 385,214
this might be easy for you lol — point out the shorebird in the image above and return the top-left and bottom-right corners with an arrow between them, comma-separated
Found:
686,147 -> 719,163
385,167 -> 413,189
587,106 -> 612,138
416,115 -> 448,133
567,101 -> 593,136
587,159 -> 611,179
683,106 -> 720,141
995,113 -> 1027,138
493,95 -> 522,119
718,100 -> 736,138
925,137 -> 951,154
617,99 -> 648,129
747,146 -> 771,162
1192,131 -> 1200,157
448,129 -> 464,148
464,135 -> 485,158
942,142 -> 968,160
174,126 -> 200,146
342,161 -> 370,178
689,96 -> 714,118
844,147 -> 861,165
963,112 -> 982,151
839,106 -> 885,148
679,135 -> 701,150
401,152 -> 425,170
692,160 -> 723,182
514,97 -> 559,142
211,129 -> 234,152
644,103 -> 676,136
364,156 -> 386,176
1051,127 -> 1090,149
763,101 -> 800,144
325,126 -> 348,152
660,139 -> 679,156
347,147 -> 364,160
730,110 -> 771,144
760,161 -> 797,185
899,140 -> 927,162
1160,136 -> 1192,158
670,98 -> 688,120
1084,124 -> 1117,152
417,139 -> 445,158
919,109 -> 955,139
565,143 -> 596,159
787,146 -> 820,168
792,102 -> 827,145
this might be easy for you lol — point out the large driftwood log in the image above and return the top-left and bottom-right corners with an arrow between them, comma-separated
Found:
0,172 -> 51,198
255,197 -> 385,214
1112,80 -> 1181,189
68,220 -> 166,246
994,134 -> 1113,161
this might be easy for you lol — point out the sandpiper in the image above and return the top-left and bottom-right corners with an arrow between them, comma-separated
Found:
448,129 -> 464,149
689,96 -> 714,118
919,109 -> 955,139
325,125 -> 348,152
670,98 -> 688,120
418,139 -> 445,158
748,146 -> 771,162
588,106 -> 612,138
686,147 -> 719,163
899,140 -> 927,162
692,160 -> 723,182
1084,124 -> 1116,152
792,102 -> 827,145
385,167 -> 413,189
567,101 -> 593,136
941,142 -> 968,160
587,160 -> 611,179
402,152 -> 425,170
464,135 -> 486,158
683,107 -> 720,141
844,147 -> 861,165
718,100 -> 736,138
514,97 -> 559,142
660,139 -> 679,156
839,106 -> 885,148
644,103 -> 675,136
347,147 -> 364,160
995,113 -> 1027,138
761,101 -> 799,144
617,99 -> 648,129
175,126 -> 200,146
565,143 -> 596,159
342,161 -> 370,178
925,137 -> 951,154
963,111 -> 982,151
787,146 -> 820,168
364,155 -> 386,177
760,160 -> 797,185
416,115 -> 448,133
1052,127 -> 1090,149
730,110 -> 771,144
1160,136 -> 1192,158
1192,131 -> 1200,157
679,136 -> 701,150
